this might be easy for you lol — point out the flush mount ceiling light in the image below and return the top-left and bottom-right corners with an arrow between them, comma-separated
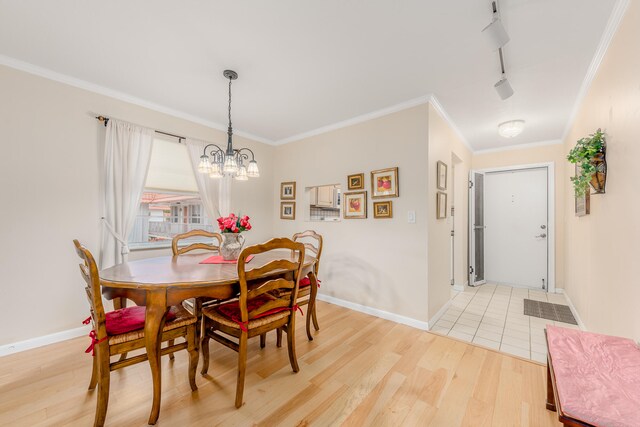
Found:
198,70 -> 259,181
498,120 -> 525,138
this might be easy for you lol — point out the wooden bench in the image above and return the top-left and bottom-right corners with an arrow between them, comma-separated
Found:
545,326 -> 640,427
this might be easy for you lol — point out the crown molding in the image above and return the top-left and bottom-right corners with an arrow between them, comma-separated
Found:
0,54 -> 273,145
274,95 -> 433,145
474,139 -> 563,155
561,0 -> 630,142
427,94 -> 474,153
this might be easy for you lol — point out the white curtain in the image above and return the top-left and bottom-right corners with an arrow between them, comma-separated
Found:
100,119 -> 154,268
186,138 -> 231,219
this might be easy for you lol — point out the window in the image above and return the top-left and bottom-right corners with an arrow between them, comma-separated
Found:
128,138 -> 214,249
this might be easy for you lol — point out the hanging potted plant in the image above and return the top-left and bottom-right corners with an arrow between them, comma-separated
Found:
567,128 -> 607,196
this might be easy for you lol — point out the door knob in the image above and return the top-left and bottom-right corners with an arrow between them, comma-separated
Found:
540,225 -> 546,229
535,233 -> 547,238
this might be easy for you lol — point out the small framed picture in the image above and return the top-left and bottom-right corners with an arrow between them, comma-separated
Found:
280,201 -> 296,220
436,191 -> 447,219
437,161 -> 447,190
343,191 -> 367,219
281,182 -> 296,200
373,201 -> 393,219
371,167 -> 399,198
347,173 -> 365,190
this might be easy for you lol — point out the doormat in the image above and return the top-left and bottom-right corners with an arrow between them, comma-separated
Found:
523,299 -> 578,325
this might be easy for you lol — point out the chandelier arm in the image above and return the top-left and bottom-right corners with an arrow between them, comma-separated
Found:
235,147 -> 256,161
202,143 -> 224,157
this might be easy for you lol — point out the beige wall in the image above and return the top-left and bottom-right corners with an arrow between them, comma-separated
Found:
472,143 -> 567,290
0,65 -> 274,346
272,105 -> 430,323
562,1 -> 640,340
427,105 -> 471,319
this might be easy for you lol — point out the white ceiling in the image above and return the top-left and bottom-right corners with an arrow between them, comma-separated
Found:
0,0 -> 619,150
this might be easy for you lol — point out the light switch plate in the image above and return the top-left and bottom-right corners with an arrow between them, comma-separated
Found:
407,210 -> 416,223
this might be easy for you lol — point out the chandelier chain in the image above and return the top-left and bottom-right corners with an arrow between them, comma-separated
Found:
228,77 -> 232,130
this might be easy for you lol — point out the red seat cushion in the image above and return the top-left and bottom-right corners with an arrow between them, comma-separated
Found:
105,306 -> 176,336
299,277 -> 311,288
299,277 -> 321,288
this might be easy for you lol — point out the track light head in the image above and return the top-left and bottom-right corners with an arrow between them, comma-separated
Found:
482,17 -> 510,50
494,76 -> 514,100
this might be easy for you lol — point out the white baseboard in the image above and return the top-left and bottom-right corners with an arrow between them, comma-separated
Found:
554,288 -> 587,331
316,294 -> 429,331
452,281 -> 467,292
0,325 -> 90,357
427,299 -> 452,329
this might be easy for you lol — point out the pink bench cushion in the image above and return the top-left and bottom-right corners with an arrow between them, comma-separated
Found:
105,306 -> 176,336
546,326 -> 640,427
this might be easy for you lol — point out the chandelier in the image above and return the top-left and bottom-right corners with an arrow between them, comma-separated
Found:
197,70 -> 259,180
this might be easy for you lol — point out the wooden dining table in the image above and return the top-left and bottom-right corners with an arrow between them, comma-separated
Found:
99,250 -> 318,425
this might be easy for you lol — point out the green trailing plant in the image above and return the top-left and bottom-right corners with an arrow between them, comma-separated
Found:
567,128 -> 605,196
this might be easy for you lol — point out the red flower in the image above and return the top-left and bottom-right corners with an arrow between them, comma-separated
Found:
218,213 -> 252,233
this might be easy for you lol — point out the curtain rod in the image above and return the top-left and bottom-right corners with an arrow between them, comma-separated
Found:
95,115 -> 185,143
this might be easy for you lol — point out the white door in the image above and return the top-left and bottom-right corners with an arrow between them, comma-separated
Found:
484,168 -> 548,289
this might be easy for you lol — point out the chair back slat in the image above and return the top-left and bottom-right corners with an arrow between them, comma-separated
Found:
248,298 -> 291,319
244,260 -> 299,282
172,230 -> 222,256
73,240 -> 108,339
293,230 -> 323,275
236,238 -> 305,324
246,278 -> 294,301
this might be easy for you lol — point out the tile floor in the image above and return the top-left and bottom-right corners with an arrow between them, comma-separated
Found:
430,283 -> 581,363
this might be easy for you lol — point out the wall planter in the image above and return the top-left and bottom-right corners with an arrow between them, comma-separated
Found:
567,129 -> 607,196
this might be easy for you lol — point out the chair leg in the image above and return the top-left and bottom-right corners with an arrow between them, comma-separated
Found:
168,339 -> 175,361
276,328 -> 283,348
305,303 -> 314,341
94,346 -> 111,427
286,318 -> 300,373
187,327 -> 198,391
309,278 -> 320,331
312,303 -> 320,331
260,333 -> 266,348
235,333 -> 248,408
201,333 -> 210,375
88,354 -> 99,390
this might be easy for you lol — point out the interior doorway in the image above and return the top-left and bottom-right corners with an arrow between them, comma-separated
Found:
469,163 -> 555,292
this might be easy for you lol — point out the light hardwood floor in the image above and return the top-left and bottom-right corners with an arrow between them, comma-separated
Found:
0,301 -> 561,426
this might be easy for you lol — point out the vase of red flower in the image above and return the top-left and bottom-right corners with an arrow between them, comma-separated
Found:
217,214 -> 252,260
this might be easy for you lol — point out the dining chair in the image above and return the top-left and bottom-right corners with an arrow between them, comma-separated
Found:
73,240 -> 199,427
275,230 -> 323,344
200,237 -> 305,408
171,229 -> 224,351
171,229 -> 222,256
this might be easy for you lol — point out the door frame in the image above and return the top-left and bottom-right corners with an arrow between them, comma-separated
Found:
469,162 -> 556,293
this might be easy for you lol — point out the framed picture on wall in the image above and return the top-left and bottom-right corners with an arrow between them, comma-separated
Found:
280,182 -> 296,200
343,191 -> 367,219
347,173 -> 365,190
436,191 -> 447,219
280,201 -> 296,220
371,167 -> 399,198
437,161 -> 448,190
373,201 -> 393,219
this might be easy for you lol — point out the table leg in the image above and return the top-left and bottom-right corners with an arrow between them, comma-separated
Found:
145,290 -> 168,425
